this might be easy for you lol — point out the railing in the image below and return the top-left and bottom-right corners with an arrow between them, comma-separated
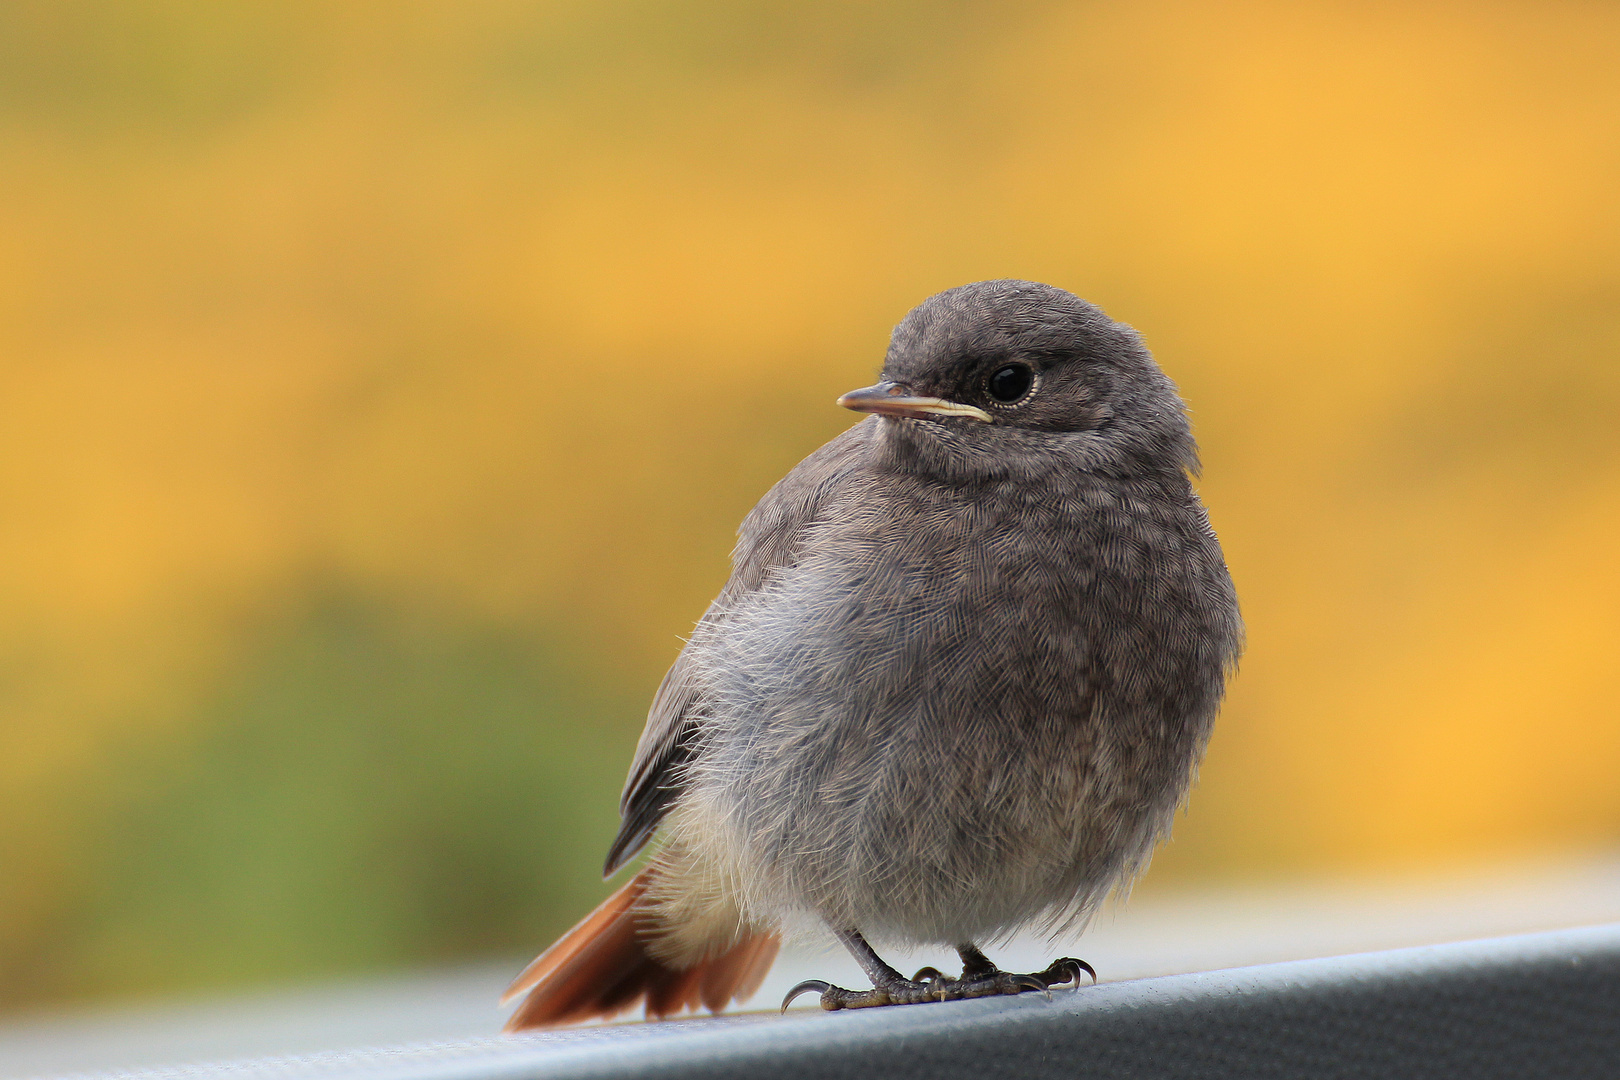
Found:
56,923 -> 1620,1080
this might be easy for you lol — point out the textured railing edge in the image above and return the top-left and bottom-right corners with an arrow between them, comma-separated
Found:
74,923 -> 1620,1080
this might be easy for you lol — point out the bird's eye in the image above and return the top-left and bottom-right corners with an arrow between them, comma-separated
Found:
987,363 -> 1034,404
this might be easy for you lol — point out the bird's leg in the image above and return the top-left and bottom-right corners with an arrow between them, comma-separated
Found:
951,943 -> 1097,997
957,943 -> 999,979
781,932 -> 1098,1012
782,929 -> 945,1010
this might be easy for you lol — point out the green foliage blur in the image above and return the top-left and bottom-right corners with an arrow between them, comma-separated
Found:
12,596 -> 634,1009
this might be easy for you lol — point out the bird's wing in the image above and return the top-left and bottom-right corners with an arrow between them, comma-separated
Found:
602,421 -> 873,876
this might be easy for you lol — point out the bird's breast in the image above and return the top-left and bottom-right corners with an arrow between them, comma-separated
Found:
682,469 -> 1235,940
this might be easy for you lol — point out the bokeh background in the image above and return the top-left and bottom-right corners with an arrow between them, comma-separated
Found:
2,0 -> 1618,1016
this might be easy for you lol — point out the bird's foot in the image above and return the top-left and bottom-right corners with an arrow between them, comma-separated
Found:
781,957 -> 1094,1012
942,955 -> 1095,1001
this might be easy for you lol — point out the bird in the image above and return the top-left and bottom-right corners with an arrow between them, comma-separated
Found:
501,279 -> 1242,1029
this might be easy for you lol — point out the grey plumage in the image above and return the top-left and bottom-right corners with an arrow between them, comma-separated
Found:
505,279 -> 1241,1028
614,278 -> 1240,949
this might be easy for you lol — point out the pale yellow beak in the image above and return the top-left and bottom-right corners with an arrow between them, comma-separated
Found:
837,381 -> 992,422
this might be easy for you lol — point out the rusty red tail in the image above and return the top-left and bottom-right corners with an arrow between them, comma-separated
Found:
502,867 -> 779,1031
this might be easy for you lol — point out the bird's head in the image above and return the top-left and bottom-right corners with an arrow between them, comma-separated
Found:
840,280 -> 1196,480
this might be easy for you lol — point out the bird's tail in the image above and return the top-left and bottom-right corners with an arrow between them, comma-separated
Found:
501,866 -> 780,1031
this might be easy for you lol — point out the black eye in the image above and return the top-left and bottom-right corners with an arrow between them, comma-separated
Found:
987,363 -> 1034,404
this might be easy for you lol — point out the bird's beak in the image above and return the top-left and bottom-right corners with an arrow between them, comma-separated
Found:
837,381 -> 992,423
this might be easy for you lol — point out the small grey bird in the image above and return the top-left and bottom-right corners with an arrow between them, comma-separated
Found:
503,280 -> 1242,1029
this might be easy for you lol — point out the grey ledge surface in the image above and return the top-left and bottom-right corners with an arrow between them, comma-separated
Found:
74,923 -> 1620,1080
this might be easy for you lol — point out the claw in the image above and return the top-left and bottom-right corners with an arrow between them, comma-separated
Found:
1011,973 -> 1051,999
1050,957 -> 1097,987
911,966 -> 945,983
781,979 -> 832,1012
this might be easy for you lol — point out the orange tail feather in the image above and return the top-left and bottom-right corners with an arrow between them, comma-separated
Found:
502,867 -> 780,1031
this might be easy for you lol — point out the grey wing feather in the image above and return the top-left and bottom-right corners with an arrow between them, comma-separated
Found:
602,422 -> 873,876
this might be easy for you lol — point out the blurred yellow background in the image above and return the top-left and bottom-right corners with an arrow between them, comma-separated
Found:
1,0 -> 1617,1014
